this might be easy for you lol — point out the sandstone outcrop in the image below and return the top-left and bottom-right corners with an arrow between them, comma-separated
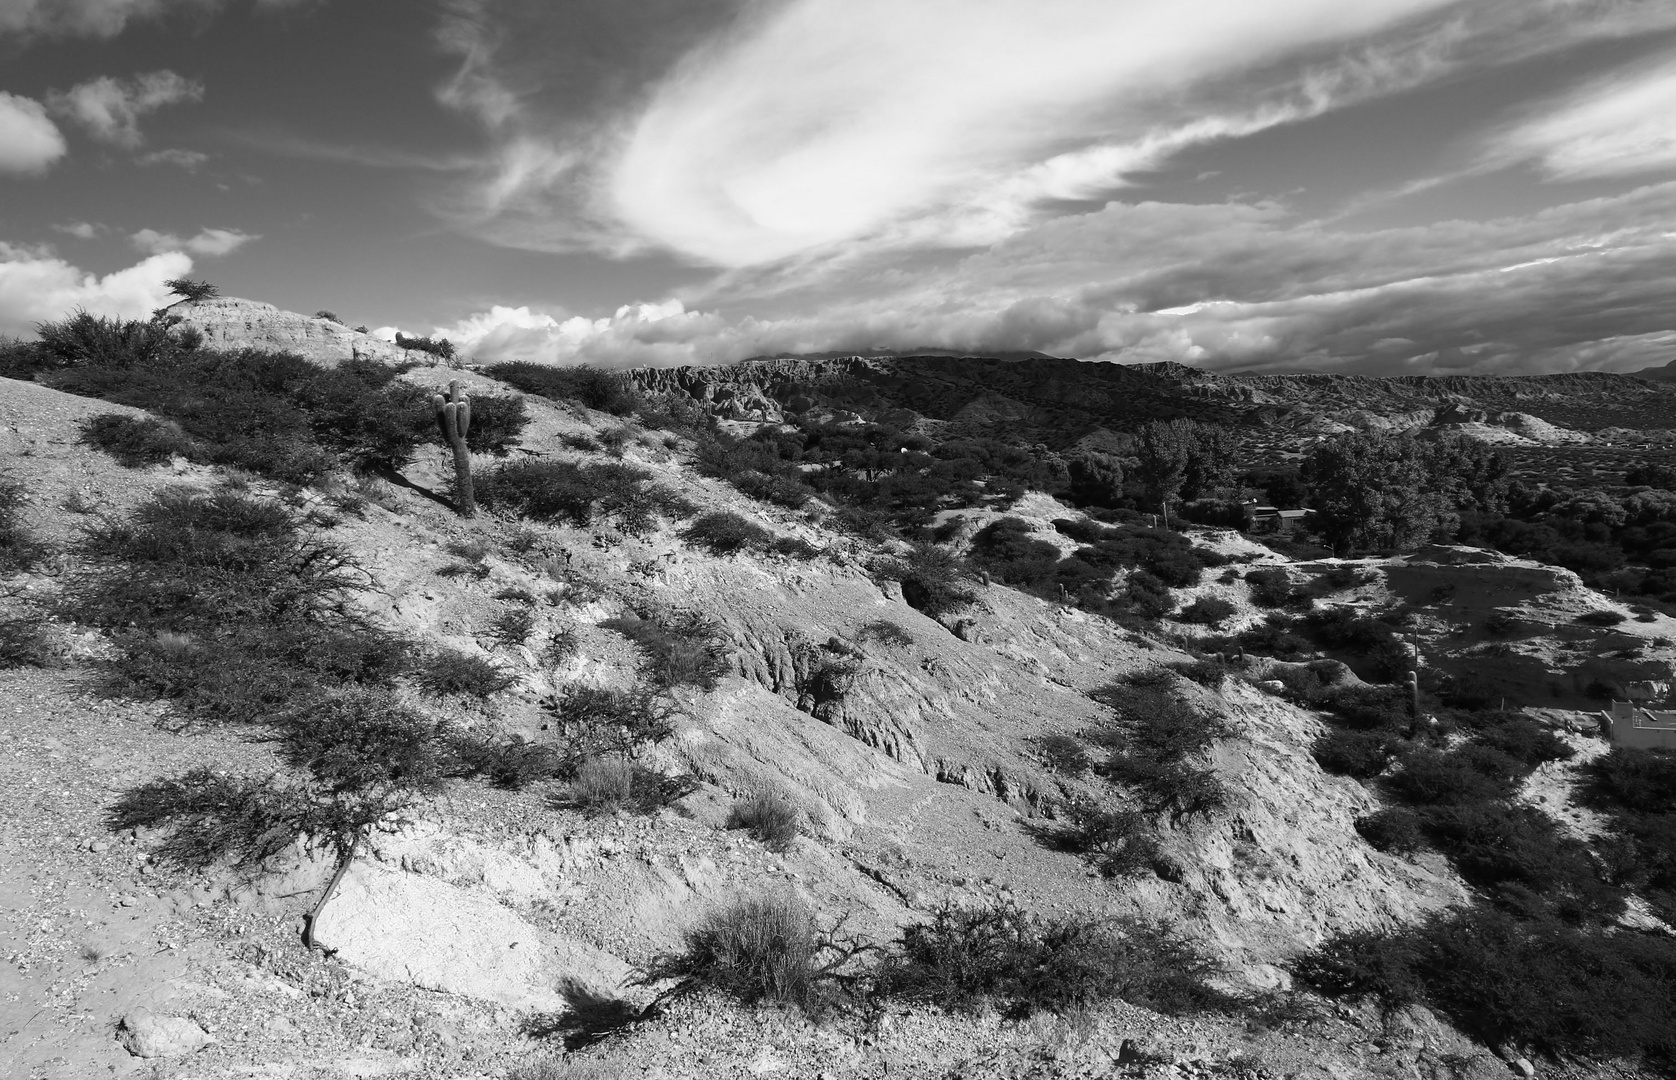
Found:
173,296 -> 412,367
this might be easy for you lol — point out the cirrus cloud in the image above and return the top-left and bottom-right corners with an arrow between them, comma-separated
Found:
1493,48 -> 1676,180
49,70 -> 204,148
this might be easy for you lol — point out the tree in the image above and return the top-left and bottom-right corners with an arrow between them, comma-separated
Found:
1302,433 -> 1440,555
1181,424 -> 1236,502
1134,421 -> 1191,524
164,278 -> 220,304
1067,452 -> 1125,508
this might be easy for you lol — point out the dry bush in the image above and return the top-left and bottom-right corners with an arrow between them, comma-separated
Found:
727,789 -> 801,852
555,754 -> 687,815
600,610 -> 730,692
876,902 -> 1230,1018
411,649 -> 517,698
79,414 -> 195,466
656,895 -> 835,1009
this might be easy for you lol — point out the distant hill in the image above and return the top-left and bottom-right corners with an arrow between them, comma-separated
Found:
738,348 -> 1063,364
629,355 -> 1676,453
1635,358 -> 1676,382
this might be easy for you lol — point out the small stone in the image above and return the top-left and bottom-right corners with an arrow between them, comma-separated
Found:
1512,1058 -> 1535,1078
118,1008 -> 214,1058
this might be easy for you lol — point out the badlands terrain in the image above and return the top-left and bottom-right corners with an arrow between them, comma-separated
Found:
1,298 -> 1673,1080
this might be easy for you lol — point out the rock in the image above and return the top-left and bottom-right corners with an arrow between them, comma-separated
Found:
311,861 -> 632,1011
174,296 -> 411,368
1511,1058 -> 1536,1078
118,1007 -> 213,1058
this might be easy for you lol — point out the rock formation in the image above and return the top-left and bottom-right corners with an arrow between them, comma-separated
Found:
173,296 -> 412,367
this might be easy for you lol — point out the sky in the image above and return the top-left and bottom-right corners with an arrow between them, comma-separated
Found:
2,0 -> 1676,375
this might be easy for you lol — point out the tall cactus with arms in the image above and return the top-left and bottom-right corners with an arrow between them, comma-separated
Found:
433,380 -> 476,518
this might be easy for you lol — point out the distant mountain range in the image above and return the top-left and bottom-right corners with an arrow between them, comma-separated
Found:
629,354 -> 1676,455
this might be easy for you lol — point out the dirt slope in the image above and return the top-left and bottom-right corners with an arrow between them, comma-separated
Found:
0,371 -> 1590,1080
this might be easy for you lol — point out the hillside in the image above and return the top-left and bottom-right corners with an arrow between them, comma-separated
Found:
2,309 -> 1674,1079
628,355 -> 1676,460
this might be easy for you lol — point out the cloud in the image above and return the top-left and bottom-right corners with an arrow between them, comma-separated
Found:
0,92 -> 67,174
137,148 -> 209,169
130,227 -> 258,257
432,181 -> 1676,375
0,242 -> 192,336
49,70 -> 204,148
1492,49 -> 1676,180
53,222 -> 104,240
0,0 -> 307,39
437,0 -> 1676,268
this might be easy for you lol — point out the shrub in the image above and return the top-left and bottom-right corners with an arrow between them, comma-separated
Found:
1386,748 -> 1514,806
487,362 -> 642,416
1124,570 -> 1172,619
886,545 -> 977,617
394,333 -> 455,359
1169,657 -> 1233,686
1104,756 -> 1230,822
61,488 -> 407,720
1034,734 -> 1090,775
1244,568 -> 1300,608
857,619 -> 913,648
681,511 -> 773,554
726,789 -> 802,852
459,393 -> 530,456
0,473 -> 46,574
1355,808 -> 1423,854
36,310 -> 199,369
451,730 -> 564,788
277,690 -> 452,794
877,904 -> 1227,1017
543,624 -> 580,666
488,607 -> 537,646
106,767 -> 395,868
1472,716 -> 1573,770
662,895 -> 829,1008
1586,747 -> 1676,814
477,460 -> 692,532
600,611 -> 729,691
539,684 -> 675,770
1176,596 -> 1237,626
1312,729 -> 1394,779
1419,803 -> 1619,920
1293,909 -> 1676,1063
0,614 -> 53,668
1575,609 -> 1627,627
1090,685 -> 1231,760
411,650 -> 517,697
79,414 -> 195,466
1059,800 -> 1159,878
556,755 -> 685,815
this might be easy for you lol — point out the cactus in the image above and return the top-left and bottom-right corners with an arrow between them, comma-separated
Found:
433,380 -> 476,518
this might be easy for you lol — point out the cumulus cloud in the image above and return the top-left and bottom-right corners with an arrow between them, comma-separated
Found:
1493,49 -> 1676,180
130,227 -> 258,256
49,70 -> 204,148
0,242 -> 192,336
0,92 -> 67,174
